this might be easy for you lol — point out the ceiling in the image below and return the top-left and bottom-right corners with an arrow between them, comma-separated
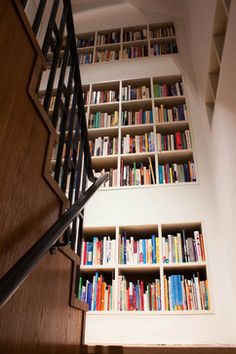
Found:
71,0 -> 187,17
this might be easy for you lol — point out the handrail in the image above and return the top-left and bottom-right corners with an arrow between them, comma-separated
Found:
0,173 -> 108,309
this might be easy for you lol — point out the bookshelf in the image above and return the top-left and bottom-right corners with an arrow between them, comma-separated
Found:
78,222 -> 211,314
86,75 -> 197,188
205,0 -> 231,123
48,22 -> 178,67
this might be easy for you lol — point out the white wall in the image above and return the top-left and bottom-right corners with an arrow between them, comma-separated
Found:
73,1 -> 236,345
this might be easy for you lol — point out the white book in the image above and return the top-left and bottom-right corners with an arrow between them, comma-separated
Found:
103,237 -> 107,265
194,276 -> 202,310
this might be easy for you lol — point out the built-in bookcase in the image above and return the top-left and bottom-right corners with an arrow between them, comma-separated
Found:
85,75 -> 197,188
78,222 -> 211,314
48,22 -> 178,67
206,0 -> 231,123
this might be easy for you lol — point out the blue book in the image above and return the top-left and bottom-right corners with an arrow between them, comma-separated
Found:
136,284 -> 139,310
87,242 -> 93,265
150,110 -> 153,123
142,239 -> 146,264
88,282 -> 92,311
177,274 -> 183,309
123,232 -> 127,264
151,235 -> 156,263
158,165 -> 163,184
173,275 -> 178,310
93,272 -> 99,311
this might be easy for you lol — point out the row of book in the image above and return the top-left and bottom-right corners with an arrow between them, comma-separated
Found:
91,90 -> 119,104
123,29 -> 147,42
78,274 -> 115,311
97,32 -> 120,46
95,49 -> 120,63
158,161 -> 196,184
153,81 -> 184,98
150,26 -> 176,39
162,230 -> 206,264
121,85 -> 150,101
92,168 -> 118,188
76,36 -> 94,48
122,133 -> 155,154
78,274 -> 209,311
81,237 -> 116,265
123,46 -> 148,59
164,274 -> 210,310
150,43 -> 178,56
89,136 -> 118,156
78,52 -> 93,65
122,109 -> 153,125
118,276 -> 161,311
155,104 -> 188,123
88,111 -> 119,129
119,234 -> 160,264
120,158 -> 156,186
156,130 -> 192,151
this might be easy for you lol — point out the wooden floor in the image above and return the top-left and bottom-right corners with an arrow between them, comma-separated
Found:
82,345 -> 236,354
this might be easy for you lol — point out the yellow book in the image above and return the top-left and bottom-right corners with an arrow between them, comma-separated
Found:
145,133 -> 149,152
174,236 -> 178,263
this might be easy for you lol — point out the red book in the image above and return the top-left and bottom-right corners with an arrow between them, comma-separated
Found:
140,281 -> 144,311
133,287 -> 136,310
127,288 -> 130,310
96,276 -> 102,311
175,132 -> 182,150
83,242 -> 87,265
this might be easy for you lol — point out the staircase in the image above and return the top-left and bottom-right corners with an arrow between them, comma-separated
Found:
0,1 -> 107,353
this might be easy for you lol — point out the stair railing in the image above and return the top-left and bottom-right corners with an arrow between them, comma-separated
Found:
0,0 -> 108,308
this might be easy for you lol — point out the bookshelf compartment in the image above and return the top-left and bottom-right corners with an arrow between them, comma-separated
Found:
118,268 -> 161,311
120,155 -> 156,187
122,78 -> 151,101
161,223 -> 206,264
88,106 -> 119,130
150,39 -> 178,57
122,43 -> 149,60
149,23 -> 176,39
163,267 -> 210,311
76,32 -> 95,48
81,228 -> 116,266
91,82 -> 120,105
121,106 -> 153,127
95,46 -> 121,63
155,102 -> 188,124
78,270 -> 116,311
78,49 -> 94,65
97,29 -> 121,45
157,128 -> 192,152
119,225 -> 160,265
123,25 -> 148,42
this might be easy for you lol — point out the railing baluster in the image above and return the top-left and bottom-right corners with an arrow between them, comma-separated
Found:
32,0 -> 47,36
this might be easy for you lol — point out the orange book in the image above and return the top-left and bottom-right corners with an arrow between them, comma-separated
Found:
100,282 -> 106,311
200,234 -> 206,261
96,276 -> 102,311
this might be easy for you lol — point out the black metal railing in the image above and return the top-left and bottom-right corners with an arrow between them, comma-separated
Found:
0,0 -> 108,308
0,174 -> 108,308
32,0 -> 101,254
